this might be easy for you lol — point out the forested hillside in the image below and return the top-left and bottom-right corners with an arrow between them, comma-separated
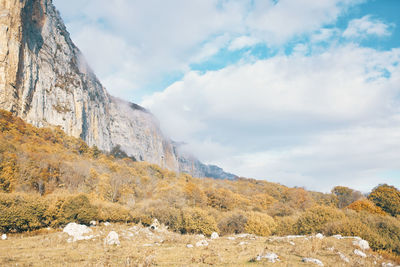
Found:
0,109 -> 399,259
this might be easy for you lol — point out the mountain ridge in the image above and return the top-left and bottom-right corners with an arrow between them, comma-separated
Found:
0,0 -> 235,179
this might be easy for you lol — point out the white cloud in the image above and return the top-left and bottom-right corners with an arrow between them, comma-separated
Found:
53,0 -> 363,100
228,36 -> 260,51
343,15 -> 393,39
143,45 -> 400,191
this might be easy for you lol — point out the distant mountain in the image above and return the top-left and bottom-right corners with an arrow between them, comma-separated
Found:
0,0 -> 234,179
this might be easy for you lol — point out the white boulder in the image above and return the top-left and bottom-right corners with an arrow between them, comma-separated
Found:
104,231 -> 120,246
103,222 -> 111,226
354,249 -> 366,258
150,219 -> 160,230
1,234 -> 7,240
90,220 -> 97,226
186,244 -> 194,248
302,258 -> 324,266
63,223 -> 93,242
353,239 -> 370,250
256,253 -> 279,263
211,232 -> 219,239
338,252 -> 349,263
195,240 -> 209,247
315,233 -> 324,239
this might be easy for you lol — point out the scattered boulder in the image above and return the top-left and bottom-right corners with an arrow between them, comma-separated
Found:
256,253 -> 279,263
315,233 -> 324,239
1,234 -> 7,240
150,219 -> 160,230
239,241 -> 248,246
382,263 -> 394,267
338,252 -> 350,263
211,232 -> 219,239
195,240 -> 209,247
90,220 -> 97,226
104,231 -> 120,246
354,249 -> 366,258
353,239 -> 370,250
186,244 -> 194,248
302,258 -> 324,266
227,236 -> 236,240
103,222 -> 111,226
332,234 -> 343,239
63,223 -> 93,242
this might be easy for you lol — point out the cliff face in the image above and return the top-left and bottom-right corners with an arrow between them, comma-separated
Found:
0,0 -> 234,179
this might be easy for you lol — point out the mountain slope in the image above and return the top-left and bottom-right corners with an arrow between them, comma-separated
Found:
0,0 -> 233,179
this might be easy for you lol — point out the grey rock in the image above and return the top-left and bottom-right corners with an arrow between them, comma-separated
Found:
0,0 -> 234,180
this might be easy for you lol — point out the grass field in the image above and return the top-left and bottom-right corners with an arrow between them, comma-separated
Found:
0,223 -> 398,267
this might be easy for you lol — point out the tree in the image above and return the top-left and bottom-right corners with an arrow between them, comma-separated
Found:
332,186 -> 363,208
368,184 -> 400,216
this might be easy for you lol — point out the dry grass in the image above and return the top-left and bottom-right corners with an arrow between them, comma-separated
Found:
0,223 -> 398,267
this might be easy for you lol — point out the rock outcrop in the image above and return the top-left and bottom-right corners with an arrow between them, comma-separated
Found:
0,0 -> 235,179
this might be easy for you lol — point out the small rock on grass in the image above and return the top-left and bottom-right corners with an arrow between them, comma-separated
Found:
104,231 -> 120,246
211,232 -> 219,239
195,240 -> 209,247
302,257 -> 324,266
354,249 -> 367,258
353,239 -> 370,250
1,234 -> 6,240
256,253 -> 279,263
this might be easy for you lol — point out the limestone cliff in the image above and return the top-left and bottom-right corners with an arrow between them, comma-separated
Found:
0,0 -> 235,179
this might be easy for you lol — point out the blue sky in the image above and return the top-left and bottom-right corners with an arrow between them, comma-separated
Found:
54,0 -> 400,192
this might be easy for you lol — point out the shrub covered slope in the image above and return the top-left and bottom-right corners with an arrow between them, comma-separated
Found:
0,109 -> 400,257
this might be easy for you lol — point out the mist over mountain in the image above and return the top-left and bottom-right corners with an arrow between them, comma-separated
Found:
0,0 -> 234,180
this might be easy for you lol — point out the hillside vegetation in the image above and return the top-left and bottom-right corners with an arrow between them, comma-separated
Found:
0,109 -> 400,260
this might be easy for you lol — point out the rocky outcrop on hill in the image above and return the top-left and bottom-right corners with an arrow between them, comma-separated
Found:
0,0 -> 234,179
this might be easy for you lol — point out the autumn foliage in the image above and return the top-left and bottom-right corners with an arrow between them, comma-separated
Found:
1,109 -> 400,256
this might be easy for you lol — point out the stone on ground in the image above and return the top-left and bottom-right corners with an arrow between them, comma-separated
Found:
353,239 -> 370,250
104,231 -> 120,246
354,249 -> 367,258
211,232 -> 219,239
63,223 -> 93,242
256,252 -> 279,263
195,240 -> 209,247
302,257 -> 324,266
1,234 -> 6,240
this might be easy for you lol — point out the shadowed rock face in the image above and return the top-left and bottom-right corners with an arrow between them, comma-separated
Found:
0,0 -> 235,179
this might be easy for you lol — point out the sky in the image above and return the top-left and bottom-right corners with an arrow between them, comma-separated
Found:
53,0 -> 400,192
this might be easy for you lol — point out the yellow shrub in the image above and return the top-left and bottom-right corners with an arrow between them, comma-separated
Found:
273,215 -> 298,236
347,198 -> 386,215
181,207 -> 218,236
218,211 -> 247,235
295,205 -> 345,234
94,200 -> 133,222
244,211 -> 276,236
0,193 -> 49,232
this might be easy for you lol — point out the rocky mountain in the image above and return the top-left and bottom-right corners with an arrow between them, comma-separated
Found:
0,0 -> 235,179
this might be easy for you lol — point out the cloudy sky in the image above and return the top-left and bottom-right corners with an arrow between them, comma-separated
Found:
54,0 -> 400,192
